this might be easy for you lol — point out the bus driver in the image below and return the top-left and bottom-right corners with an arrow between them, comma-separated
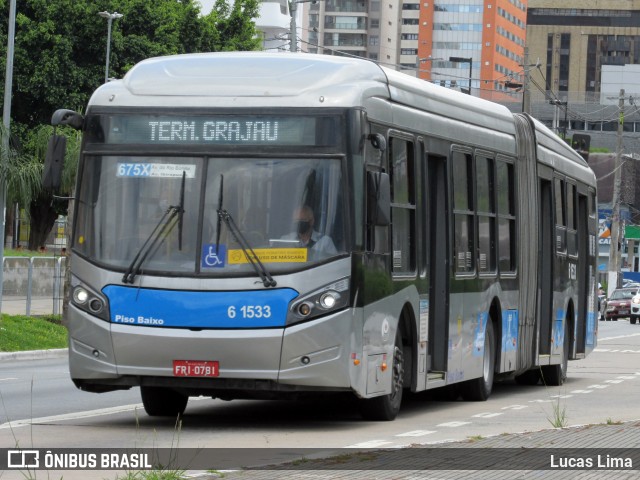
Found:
281,205 -> 337,258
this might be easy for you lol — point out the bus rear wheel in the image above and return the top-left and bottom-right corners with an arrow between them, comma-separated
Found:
462,321 -> 495,401
359,332 -> 404,421
141,386 -> 188,417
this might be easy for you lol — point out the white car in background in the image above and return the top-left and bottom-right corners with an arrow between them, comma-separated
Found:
631,292 -> 640,325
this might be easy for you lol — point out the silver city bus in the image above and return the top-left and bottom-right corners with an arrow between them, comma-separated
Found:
45,52 -> 598,420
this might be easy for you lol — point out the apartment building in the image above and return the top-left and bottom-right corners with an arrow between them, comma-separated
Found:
296,1 -> 526,100
527,0 -> 640,100
416,0 -> 527,99
299,1 -> 422,74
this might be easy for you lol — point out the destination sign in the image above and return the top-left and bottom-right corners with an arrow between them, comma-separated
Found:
91,114 -> 338,146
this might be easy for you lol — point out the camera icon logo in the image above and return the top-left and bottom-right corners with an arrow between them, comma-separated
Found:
7,450 -> 40,468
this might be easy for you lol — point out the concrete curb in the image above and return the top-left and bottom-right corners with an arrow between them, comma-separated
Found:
0,348 -> 68,361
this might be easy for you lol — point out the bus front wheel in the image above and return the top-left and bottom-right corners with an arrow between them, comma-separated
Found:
141,386 -> 188,417
359,332 -> 404,421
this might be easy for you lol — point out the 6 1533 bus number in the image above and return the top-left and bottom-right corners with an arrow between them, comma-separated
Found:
227,305 -> 272,319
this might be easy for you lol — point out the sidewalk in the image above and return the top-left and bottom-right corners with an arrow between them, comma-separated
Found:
197,420 -> 640,479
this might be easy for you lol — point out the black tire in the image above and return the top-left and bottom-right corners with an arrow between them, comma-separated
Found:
631,316 -> 638,325
141,386 -> 188,417
461,321 -> 495,401
541,320 -> 570,386
359,331 -> 404,421
514,369 -> 540,386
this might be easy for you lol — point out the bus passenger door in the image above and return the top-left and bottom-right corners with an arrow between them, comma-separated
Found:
575,193 -> 589,355
427,155 -> 449,373
538,178 -> 554,356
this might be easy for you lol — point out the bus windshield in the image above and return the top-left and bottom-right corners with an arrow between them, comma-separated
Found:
73,155 -> 346,276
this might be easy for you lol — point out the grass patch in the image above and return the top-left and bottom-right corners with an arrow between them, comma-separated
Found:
0,314 -> 67,352
4,248 -> 55,257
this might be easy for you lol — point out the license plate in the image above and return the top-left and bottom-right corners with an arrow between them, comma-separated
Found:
619,310 -> 629,315
173,360 -> 219,377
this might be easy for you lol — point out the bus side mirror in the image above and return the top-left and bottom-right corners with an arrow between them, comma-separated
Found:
42,134 -> 66,191
367,171 -> 391,227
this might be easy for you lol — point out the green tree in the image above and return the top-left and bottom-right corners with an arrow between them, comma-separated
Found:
0,0 -> 261,249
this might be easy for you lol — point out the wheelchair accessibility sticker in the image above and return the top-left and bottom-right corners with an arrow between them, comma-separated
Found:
202,244 -> 226,268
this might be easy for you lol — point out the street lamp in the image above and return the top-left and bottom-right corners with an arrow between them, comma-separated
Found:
414,57 -> 442,80
98,11 -> 123,83
415,56 -> 442,68
449,56 -> 473,95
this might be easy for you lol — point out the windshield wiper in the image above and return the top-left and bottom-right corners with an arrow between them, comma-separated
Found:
122,173 -> 186,284
216,175 -> 276,288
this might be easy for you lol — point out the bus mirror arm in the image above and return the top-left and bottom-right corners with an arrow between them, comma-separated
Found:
368,133 -> 387,152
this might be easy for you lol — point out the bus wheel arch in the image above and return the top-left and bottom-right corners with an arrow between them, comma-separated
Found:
462,302 -> 500,401
359,306 -> 413,421
541,302 -> 573,386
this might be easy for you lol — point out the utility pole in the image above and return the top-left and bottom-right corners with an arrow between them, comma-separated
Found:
608,88 -> 625,297
0,0 -> 17,314
289,1 -> 298,53
522,47 -> 531,114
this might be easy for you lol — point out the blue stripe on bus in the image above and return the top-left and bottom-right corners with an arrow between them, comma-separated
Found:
102,285 -> 299,328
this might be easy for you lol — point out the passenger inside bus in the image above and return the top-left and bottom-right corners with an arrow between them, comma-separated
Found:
280,205 -> 337,258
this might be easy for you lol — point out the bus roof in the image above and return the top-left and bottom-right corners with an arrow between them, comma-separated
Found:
90,52 -> 390,109
528,115 -> 596,186
88,52 -> 594,187
91,52 -> 512,131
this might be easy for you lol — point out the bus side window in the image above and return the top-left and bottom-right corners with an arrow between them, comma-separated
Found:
452,150 -> 474,274
555,177 -> 567,254
567,182 -> 577,257
496,159 -> 516,273
389,137 -> 416,275
476,154 -> 496,273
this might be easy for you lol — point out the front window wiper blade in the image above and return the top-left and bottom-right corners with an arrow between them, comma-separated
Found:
216,175 -> 276,288
122,173 -> 186,284
217,209 -> 277,288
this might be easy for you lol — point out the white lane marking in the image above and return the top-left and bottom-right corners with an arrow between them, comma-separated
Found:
617,376 -> 637,380
587,384 -> 611,389
395,430 -> 437,437
598,332 -> 640,342
345,440 -> 394,448
529,399 -> 553,403
472,412 -> 502,418
502,405 -> 528,410
605,379 -> 624,384
0,378 -> 18,382
0,403 -> 144,429
570,390 -> 593,393
549,394 -> 573,399
436,421 -> 471,427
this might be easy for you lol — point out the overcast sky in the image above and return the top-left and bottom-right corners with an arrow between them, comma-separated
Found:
197,0 -> 215,15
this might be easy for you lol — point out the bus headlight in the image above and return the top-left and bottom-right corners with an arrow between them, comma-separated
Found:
71,278 -> 110,322
319,291 -> 339,309
287,277 -> 350,325
73,287 -> 89,305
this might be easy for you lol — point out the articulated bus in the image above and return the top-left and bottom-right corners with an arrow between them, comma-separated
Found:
45,53 -> 598,420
